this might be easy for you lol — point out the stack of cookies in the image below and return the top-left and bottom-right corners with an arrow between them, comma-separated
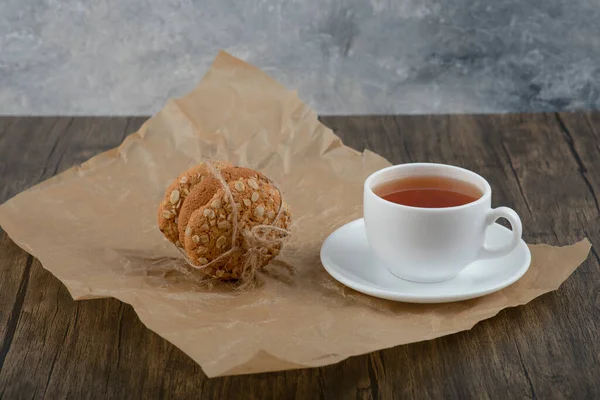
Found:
158,161 -> 291,280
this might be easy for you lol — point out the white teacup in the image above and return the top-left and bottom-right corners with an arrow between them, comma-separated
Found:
363,163 -> 522,283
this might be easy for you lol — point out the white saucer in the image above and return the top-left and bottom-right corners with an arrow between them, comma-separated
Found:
320,219 -> 531,303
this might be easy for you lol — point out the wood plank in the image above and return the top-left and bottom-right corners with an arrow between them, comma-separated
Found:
0,117 -> 68,204
0,117 -> 72,399
470,113 -> 599,399
0,114 -> 598,399
0,117 -> 158,399
0,237 -> 32,389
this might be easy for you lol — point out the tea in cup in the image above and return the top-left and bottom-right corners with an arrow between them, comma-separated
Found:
363,163 -> 522,282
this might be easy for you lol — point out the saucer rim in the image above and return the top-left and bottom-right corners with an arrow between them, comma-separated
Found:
320,218 -> 531,303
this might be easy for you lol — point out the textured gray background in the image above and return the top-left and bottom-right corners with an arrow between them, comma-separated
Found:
1,0 -> 600,115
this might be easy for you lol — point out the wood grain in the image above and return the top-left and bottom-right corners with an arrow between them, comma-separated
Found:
0,114 -> 598,399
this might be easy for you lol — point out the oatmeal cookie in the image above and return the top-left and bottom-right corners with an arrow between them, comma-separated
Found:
157,161 -> 231,245
158,162 -> 292,280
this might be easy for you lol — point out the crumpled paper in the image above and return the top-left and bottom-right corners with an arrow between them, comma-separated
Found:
0,51 -> 591,377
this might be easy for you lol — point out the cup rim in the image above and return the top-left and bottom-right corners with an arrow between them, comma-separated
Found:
364,162 -> 492,212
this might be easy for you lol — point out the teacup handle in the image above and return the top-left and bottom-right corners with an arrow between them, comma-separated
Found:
479,207 -> 522,259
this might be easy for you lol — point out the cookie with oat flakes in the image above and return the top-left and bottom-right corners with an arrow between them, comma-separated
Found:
157,160 -> 231,245
182,169 -> 291,280
177,166 -> 267,245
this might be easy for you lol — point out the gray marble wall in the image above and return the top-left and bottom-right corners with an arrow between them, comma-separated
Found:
1,0 -> 600,115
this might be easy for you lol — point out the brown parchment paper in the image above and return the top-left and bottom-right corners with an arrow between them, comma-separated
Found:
0,52 -> 591,377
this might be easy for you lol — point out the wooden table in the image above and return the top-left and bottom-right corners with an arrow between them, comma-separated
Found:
1,114 -> 599,399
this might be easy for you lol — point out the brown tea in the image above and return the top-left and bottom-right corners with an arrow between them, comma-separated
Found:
374,175 -> 482,208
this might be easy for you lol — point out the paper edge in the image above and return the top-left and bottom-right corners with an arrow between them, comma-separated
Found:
0,52 -> 389,213
0,213 -> 593,377
208,238 -> 592,376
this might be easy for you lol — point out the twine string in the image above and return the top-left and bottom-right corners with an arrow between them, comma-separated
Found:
176,160 -> 291,279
